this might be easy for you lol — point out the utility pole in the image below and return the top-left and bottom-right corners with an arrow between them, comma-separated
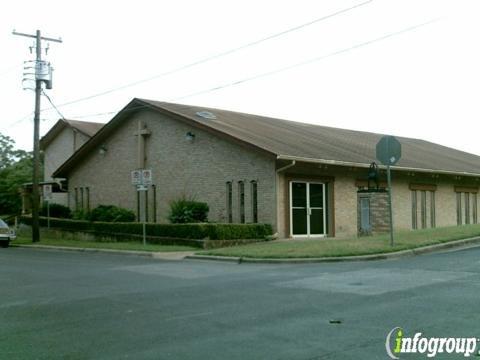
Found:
13,30 -> 62,242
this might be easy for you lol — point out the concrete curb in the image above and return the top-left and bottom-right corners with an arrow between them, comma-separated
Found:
186,254 -> 242,263
11,244 -> 194,260
185,236 -> 480,264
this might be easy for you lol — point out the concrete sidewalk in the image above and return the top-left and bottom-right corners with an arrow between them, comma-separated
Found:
12,243 -> 195,260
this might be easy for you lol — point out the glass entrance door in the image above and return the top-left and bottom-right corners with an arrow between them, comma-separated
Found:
290,181 -> 326,237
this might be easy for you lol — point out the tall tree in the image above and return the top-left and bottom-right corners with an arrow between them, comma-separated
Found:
0,133 -> 34,214
0,133 -> 28,170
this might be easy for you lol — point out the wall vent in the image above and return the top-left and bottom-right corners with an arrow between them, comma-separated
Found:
195,111 -> 216,120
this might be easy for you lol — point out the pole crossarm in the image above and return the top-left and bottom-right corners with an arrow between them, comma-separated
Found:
12,30 -> 62,43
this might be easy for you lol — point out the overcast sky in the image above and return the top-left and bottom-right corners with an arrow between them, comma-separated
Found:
1,0 -> 479,157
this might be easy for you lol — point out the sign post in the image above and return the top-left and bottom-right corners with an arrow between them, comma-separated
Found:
43,185 -> 53,229
376,136 -> 401,246
386,165 -> 393,245
137,184 -> 147,246
131,170 -> 153,246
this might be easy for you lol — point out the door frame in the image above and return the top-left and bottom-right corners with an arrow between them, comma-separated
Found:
289,181 -> 327,238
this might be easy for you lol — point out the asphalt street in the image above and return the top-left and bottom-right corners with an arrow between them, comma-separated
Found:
1,246 -> 479,359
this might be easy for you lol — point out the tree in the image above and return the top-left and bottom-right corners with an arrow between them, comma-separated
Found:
0,133 -> 35,215
0,133 -> 28,170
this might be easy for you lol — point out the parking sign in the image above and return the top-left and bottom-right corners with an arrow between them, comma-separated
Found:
131,170 -> 142,185
142,169 -> 152,185
43,184 -> 53,200
131,169 -> 153,186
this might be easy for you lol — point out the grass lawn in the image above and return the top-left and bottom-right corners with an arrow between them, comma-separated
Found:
199,224 -> 480,259
12,235 -> 197,252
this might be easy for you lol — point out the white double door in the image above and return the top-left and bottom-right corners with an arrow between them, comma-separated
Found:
290,181 -> 326,237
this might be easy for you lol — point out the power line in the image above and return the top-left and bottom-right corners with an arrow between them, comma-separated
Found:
61,18 -> 439,122
9,2 -> 372,126
7,94 -> 62,129
41,89 -> 65,119
8,113 -> 33,128
70,111 -> 116,119
67,104 -> 156,120
174,18 -> 440,101
46,1 -> 373,110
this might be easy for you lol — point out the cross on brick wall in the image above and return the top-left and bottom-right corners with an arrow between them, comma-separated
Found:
134,120 -> 151,169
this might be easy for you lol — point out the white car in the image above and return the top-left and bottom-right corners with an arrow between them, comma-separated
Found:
0,219 -> 16,248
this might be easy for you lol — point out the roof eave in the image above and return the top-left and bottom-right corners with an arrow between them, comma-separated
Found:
40,119 -> 68,150
276,155 -> 480,178
52,100 -> 140,178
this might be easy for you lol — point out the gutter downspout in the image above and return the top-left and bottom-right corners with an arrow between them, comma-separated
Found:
275,160 -> 295,239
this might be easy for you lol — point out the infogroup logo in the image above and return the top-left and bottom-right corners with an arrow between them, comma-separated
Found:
385,327 -> 479,358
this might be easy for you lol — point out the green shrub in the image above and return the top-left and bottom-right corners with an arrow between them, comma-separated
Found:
20,216 -> 273,240
87,205 -> 135,223
168,199 -> 209,224
72,209 -> 89,221
40,203 -> 72,219
205,223 -> 273,240
21,216 -> 92,231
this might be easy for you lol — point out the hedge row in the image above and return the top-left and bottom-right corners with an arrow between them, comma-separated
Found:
20,216 -> 273,240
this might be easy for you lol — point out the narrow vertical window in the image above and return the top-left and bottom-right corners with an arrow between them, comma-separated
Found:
473,193 -> 478,224
251,180 -> 258,223
411,190 -> 417,229
456,192 -> 462,225
430,191 -> 436,228
238,181 -> 245,223
360,197 -> 371,233
80,187 -> 84,210
421,190 -> 427,229
152,185 -> 157,223
74,187 -> 79,211
226,182 -> 233,223
465,192 -> 470,225
86,187 -> 90,212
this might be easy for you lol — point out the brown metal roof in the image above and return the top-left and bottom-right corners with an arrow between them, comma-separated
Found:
141,99 -> 480,176
53,98 -> 480,177
40,119 -> 104,150
65,119 -> 104,137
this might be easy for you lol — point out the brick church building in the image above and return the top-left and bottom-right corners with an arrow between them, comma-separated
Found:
39,98 -> 480,238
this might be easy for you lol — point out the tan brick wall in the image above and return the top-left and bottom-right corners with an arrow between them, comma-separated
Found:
44,128 -> 91,179
391,177 -> 412,230
276,164 -> 475,238
67,110 -> 277,227
393,178 -> 464,230
333,175 -> 358,237
43,127 -> 89,206
74,131 -> 90,152
435,182 -> 458,227
44,128 -> 74,182
276,166 -> 357,238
